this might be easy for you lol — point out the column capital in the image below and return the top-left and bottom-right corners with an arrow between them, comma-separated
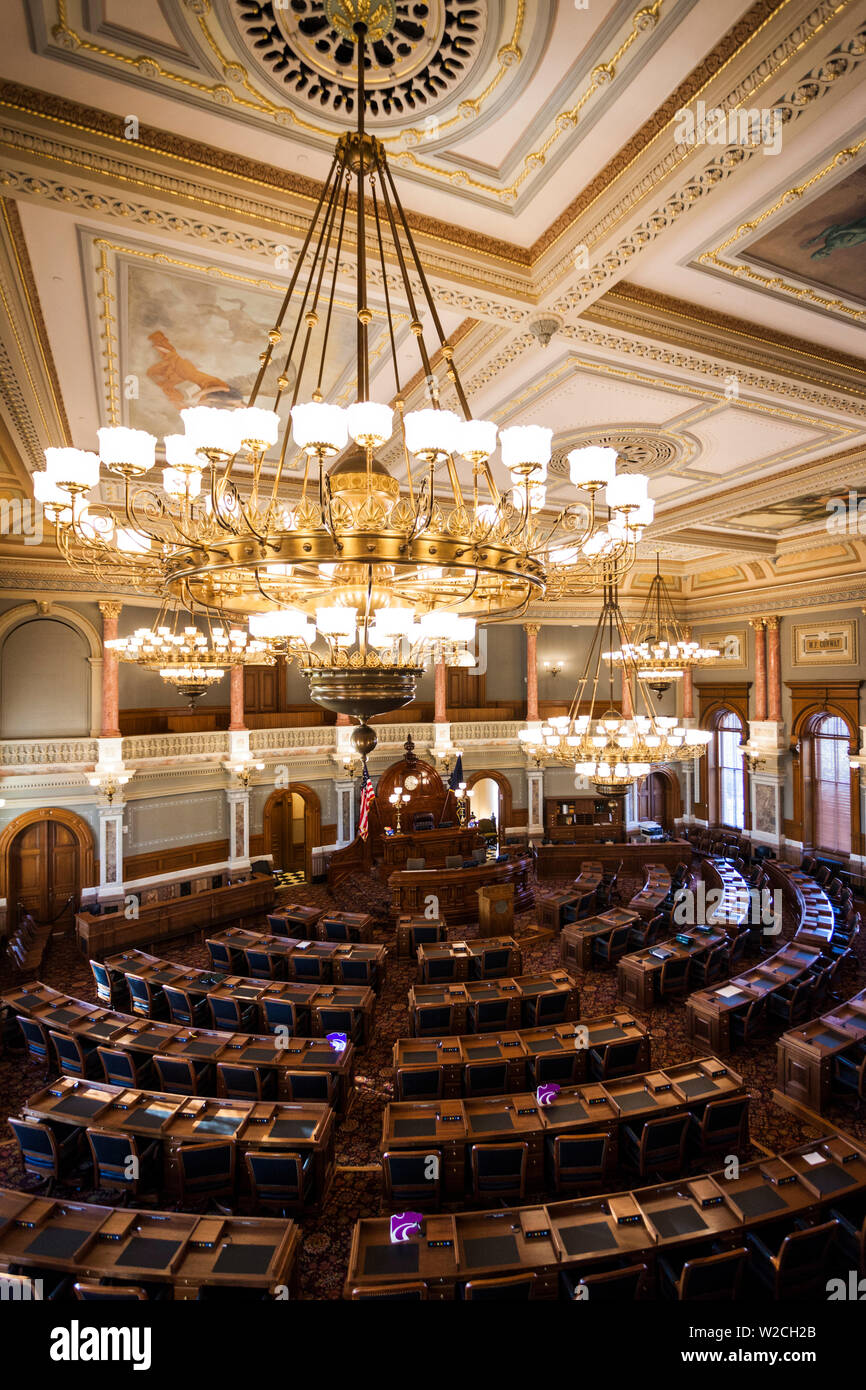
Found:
749,617 -> 766,630
765,615 -> 780,630
523,623 -> 540,636
98,601 -> 123,620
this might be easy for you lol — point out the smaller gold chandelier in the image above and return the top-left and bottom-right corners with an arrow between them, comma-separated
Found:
106,602 -> 273,708
605,554 -> 719,697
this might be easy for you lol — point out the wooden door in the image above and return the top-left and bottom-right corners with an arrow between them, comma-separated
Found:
244,659 -> 286,714
9,821 -> 79,926
267,792 -> 307,872
446,667 -> 486,711
637,772 -> 670,829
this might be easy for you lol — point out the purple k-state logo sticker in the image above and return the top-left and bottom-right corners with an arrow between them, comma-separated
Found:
536,1083 -> 561,1107
326,1032 -> 348,1052
390,1212 -> 423,1243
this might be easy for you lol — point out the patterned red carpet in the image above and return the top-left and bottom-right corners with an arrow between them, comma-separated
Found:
1,865 -> 863,1298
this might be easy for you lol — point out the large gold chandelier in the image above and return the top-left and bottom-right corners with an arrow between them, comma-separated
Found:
519,578 -> 710,794
604,554 -> 719,697
32,1 -> 654,741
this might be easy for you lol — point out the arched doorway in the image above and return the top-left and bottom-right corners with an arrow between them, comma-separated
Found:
262,785 -> 321,882
465,770 -> 513,837
0,808 -> 95,929
635,769 -> 681,831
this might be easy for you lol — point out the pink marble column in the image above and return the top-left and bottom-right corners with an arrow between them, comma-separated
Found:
621,671 -> 633,718
229,664 -> 246,731
751,619 -> 767,721
682,625 -> 694,719
98,601 -> 122,738
434,656 -> 447,723
766,616 -> 781,722
524,624 -> 539,721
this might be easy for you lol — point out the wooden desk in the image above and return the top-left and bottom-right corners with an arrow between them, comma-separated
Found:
208,928 -> 388,989
627,862 -> 672,919
0,1187 -> 300,1298
392,1013 -> 651,1098
381,826 -> 480,870
380,1057 -> 743,1200
317,911 -> 375,943
535,841 -> 691,882
345,1136 -> 865,1298
102,949 -> 376,1040
776,984 -> 866,1109
267,904 -> 324,939
617,925 -> 729,1011
388,856 -> 533,926
408,971 -> 579,1036
1,983 -> 355,1112
537,889 -> 580,933
686,943 -> 822,1053
21,1074 -> 335,1210
395,915 -> 448,957
75,875 -> 275,958
560,909 -> 639,971
417,937 -> 522,982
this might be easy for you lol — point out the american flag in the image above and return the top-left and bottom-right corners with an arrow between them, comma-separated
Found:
448,753 -> 465,790
358,763 -> 375,840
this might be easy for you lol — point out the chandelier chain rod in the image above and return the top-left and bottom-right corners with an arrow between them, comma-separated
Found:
356,24 -> 369,402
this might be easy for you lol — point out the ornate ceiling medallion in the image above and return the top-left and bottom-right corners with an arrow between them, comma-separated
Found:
236,0 -> 487,121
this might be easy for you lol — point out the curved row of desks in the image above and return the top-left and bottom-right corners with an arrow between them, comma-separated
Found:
19,1073 -> 335,1210
0,1187 -> 299,1298
392,1013 -> 651,1097
686,866 -> 837,1053
207,928 -> 388,988
345,1134 -> 866,1298
381,1056 -> 746,1201
99,948 -> 377,1042
1,983 -> 355,1112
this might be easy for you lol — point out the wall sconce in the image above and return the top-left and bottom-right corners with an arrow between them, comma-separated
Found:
436,744 -> 463,776
88,764 -> 135,805
738,743 -> 766,775
543,660 -> 564,678
223,760 -> 265,789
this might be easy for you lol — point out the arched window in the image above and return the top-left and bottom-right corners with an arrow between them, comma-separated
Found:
711,709 -> 745,829
812,715 -> 851,854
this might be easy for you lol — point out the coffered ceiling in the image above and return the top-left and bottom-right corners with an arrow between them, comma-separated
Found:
0,0 -> 864,618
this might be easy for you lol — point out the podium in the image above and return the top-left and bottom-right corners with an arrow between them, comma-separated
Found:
477,883 -> 514,937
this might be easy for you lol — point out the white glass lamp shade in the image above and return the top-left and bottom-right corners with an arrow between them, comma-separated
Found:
162,467 -> 202,499
346,401 -> 393,448
582,530 -> 614,558
164,434 -> 201,472
366,625 -> 393,649
630,497 -> 655,528
450,616 -> 476,644
115,527 -> 151,554
181,406 -> 243,456
33,470 -> 72,518
97,427 -> 156,477
568,446 -> 617,489
316,606 -> 357,639
419,610 -> 460,641
518,727 -> 542,744
499,425 -> 552,474
549,544 -> 578,565
291,402 -> 348,456
44,447 -> 100,491
249,608 -> 312,640
605,472 -> 649,512
456,418 -> 498,462
234,407 -> 280,450
403,408 -> 459,459
374,606 -> 416,637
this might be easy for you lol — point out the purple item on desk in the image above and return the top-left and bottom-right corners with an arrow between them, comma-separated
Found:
327,1032 -> 348,1052
390,1212 -> 423,1244
536,1083 -> 561,1107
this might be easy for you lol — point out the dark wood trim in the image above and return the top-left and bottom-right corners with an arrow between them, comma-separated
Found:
0,807 -> 95,912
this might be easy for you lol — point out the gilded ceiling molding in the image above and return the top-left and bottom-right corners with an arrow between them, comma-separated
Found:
697,141 -> 866,320
549,15 -> 866,314
528,0 -> 792,262
585,284 -> 866,397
